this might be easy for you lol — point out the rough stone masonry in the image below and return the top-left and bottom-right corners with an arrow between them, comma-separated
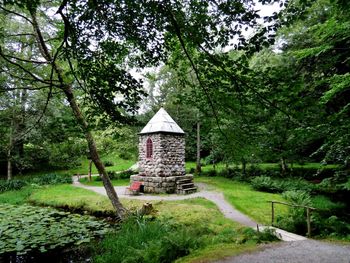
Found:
130,108 -> 195,194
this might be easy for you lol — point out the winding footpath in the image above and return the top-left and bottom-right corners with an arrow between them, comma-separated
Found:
73,177 -> 350,262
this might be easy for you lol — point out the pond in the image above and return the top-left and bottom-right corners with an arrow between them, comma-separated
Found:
0,204 -> 110,262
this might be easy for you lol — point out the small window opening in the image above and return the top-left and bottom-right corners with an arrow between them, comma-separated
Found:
146,138 -> 153,158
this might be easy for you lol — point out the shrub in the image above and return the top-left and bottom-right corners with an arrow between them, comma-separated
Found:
107,170 -> 134,180
0,179 -> 27,193
219,168 -> 241,179
207,169 -> 217,177
118,169 -> 134,179
103,160 -> 114,167
250,176 -> 315,194
119,152 -> 133,160
250,176 -> 278,192
246,165 -> 264,177
311,215 -> 350,238
30,173 -> 72,185
276,191 -> 312,234
107,171 -> 117,180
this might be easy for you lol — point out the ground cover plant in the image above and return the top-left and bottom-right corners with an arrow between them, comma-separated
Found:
0,204 -> 109,256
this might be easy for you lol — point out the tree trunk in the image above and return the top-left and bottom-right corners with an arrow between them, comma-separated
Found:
63,85 -> 126,219
196,121 -> 201,174
88,159 -> 93,182
30,11 -> 125,219
7,148 -> 12,181
7,106 -> 16,181
280,157 -> 288,176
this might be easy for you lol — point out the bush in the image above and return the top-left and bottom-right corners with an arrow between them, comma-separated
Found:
107,171 -> 117,180
311,215 -> 350,239
103,160 -> 114,167
119,152 -> 133,160
276,190 -> 312,235
250,176 -> 278,192
206,169 -> 217,177
30,173 -> 72,185
219,168 -> 241,179
0,179 -> 27,193
250,176 -> 315,194
118,169 -> 134,179
189,167 -> 196,174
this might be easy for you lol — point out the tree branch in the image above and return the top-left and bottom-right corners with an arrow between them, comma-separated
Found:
3,53 -> 49,64
0,47 -> 54,85
0,5 -> 33,25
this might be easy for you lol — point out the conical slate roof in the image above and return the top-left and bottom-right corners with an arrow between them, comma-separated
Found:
140,108 -> 185,135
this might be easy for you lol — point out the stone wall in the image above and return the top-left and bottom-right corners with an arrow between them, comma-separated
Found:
138,133 -> 185,177
130,174 -> 193,194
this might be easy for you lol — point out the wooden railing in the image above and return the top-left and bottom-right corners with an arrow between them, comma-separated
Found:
269,200 -> 316,237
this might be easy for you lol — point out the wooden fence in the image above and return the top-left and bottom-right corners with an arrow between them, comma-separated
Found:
269,200 -> 316,237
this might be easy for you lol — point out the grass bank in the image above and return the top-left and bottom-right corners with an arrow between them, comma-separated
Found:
195,176 -> 288,224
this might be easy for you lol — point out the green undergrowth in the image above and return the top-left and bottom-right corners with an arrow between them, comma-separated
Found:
78,176 -> 130,186
195,176 -> 288,224
92,199 -> 278,263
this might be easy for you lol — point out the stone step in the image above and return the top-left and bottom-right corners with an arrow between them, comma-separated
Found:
177,183 -> 195,189
176,179 -> 192,184
177,187 -> 197,195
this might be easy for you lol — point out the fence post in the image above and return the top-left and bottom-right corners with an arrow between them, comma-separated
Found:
306,207 -> 311,237
271,201 -> 274,226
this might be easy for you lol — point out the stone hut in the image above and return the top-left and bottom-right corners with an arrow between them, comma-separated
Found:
130,108 -> 196,194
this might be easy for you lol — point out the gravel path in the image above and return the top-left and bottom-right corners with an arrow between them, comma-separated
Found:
217,240 -> 350,263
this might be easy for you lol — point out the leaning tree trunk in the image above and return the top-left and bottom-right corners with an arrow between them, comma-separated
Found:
30,11 -> 125,219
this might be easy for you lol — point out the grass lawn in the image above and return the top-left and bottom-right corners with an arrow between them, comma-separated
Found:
78,176 -> 130,186
195,176 -> 288,225
18,155 -> 136,179
67,155 -> 135,175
